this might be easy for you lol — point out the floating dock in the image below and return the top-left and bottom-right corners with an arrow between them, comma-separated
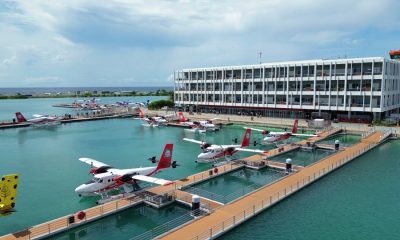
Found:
0,128 -> 393,240
0,113 -> 136,130
156,130 -> 391,240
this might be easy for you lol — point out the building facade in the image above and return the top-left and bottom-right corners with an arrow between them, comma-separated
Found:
174,57 -> 400,122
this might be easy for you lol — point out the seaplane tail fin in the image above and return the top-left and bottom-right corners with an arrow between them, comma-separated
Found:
241,128 -> 251,148
155,144 -> 173,171
0,174 -> 19,213
291,119 -> 298,134
178,112 -> 186,122
135,108 -> 144,118
15,112 -> 27,123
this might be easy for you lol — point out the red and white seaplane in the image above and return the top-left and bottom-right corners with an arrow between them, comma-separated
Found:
178,112 -> 220,132
135,109 -> 168,127
246,119 -> 318,144
15,112 -> 61,126
75,144 -> 177,203
183,128 -> 267,164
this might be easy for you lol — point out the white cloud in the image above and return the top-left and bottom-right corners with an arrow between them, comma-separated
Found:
0,0 -> 399,87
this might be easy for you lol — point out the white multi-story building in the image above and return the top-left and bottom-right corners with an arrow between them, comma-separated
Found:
174,57 -> 400,122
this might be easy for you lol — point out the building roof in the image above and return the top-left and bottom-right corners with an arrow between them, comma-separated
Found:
181,56 -> 386,71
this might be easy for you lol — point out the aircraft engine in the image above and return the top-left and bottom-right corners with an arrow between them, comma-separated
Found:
113,173 -> 136,184
261,130 -> 269,135
225,147 -> 236,155
200,143 -> 211,149
89,166 -> 112,175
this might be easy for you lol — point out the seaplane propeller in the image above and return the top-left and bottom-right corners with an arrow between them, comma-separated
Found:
148,156 -> 157,163
171,161 -> 179,168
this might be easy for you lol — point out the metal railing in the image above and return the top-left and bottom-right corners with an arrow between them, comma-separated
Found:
185,170 -> 285,205
184,187 -> 226,204
20,196 -> 143,239
361,128 -> 375,139
177,163 -> 243,189
130,209 -> 203,240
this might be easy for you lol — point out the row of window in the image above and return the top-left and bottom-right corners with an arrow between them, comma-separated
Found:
176,80 -> 383,92
176,94 -> 383,108
178,62 -> 384,80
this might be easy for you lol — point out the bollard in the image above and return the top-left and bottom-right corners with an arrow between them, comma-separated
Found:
285,158 -> 292,173
335,140 -> 340,150
192,195 -> 201,216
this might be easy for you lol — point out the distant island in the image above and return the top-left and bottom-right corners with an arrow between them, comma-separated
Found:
0,88 -> 173,100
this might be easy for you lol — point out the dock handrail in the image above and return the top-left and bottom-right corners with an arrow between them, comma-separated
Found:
130,209 -> 204,240
184,186 -> 226,204
17,195 -> 143,240
361,128 -> 375,139
379,130 -> 393,142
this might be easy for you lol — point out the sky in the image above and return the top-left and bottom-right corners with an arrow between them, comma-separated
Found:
0,0 -> 399,87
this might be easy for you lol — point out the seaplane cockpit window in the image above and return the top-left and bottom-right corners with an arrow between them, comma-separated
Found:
85,179 -> 96,184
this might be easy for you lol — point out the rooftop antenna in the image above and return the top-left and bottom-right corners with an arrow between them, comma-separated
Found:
258,51 -> 262,64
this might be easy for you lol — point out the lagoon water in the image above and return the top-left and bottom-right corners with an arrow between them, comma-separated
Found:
0,97 -> 273,236
1,97 -> 399,239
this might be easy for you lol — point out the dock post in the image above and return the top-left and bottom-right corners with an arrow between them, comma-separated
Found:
285,158 -> 292,173
335,140 -> 340,150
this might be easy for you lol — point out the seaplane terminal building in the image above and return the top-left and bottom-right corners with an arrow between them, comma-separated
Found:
173,55 -> 400,122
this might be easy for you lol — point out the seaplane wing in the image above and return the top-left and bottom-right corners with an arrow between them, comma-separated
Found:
235,148 -> 267,154
220,144 -> 241,148
208,118 -> 221,121
244,127 -> 265,133
291,133 -> 318,137
183,138 -> 203,144
79,157 -> 110,168
32,114 -> 45,118
131,175 -> 173,186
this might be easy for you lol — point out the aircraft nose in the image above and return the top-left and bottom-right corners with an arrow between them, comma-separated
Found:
75,185 -> 86,194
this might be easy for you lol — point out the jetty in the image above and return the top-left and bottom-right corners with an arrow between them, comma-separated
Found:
0,112 -> 136,130
0,128 -> 393,240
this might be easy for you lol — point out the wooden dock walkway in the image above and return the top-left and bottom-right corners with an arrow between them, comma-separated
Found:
0,195 -> 143,240
157,131 -> 387,240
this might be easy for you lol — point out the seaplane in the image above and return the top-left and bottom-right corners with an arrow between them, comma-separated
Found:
75,144 -> 177,203
15,112 -> 62,126
0,174 -> 19,216
246,119 -> 318,145
183,128 -> 267,164
135,108 -> 172,127
178,112 -> 220,132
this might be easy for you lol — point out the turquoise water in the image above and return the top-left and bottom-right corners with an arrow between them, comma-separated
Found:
0,118 -> 263,235
0,96 -> 167,121
49,203 -> 189,240
187,168 -> 285,203
317,133 -> 361,147
221,140 -> 400,240
1,98 -> 399,239
270,148 -> 333,167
